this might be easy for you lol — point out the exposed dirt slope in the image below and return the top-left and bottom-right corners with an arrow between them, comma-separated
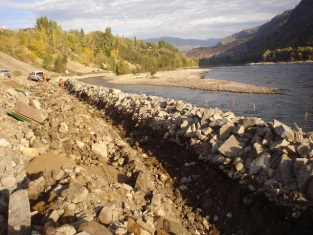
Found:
0,51 -> 102,77
0,52 -> 40,76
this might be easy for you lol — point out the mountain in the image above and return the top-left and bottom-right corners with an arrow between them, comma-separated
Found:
188,0 -> 313,64
145,37 -> 220,51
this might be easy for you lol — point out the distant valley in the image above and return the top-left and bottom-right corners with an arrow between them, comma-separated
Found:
145,37 -> 219,52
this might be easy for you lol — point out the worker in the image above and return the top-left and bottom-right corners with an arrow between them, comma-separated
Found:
43,73 -> 47,83
59,76 -> 65,87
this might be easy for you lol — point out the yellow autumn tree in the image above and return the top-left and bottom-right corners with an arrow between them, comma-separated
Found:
28,29 -> 48,58
81,47 -> 94,65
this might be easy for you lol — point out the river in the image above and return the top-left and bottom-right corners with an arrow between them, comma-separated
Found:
81,63 -> 313,132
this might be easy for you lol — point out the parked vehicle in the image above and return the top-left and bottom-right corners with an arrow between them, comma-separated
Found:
0,69 -> 11,78
28,71 -> 50,82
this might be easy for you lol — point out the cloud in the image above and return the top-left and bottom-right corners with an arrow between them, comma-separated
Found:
1,0 -> 301,39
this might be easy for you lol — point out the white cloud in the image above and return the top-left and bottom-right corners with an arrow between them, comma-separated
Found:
1,0 -> 302,39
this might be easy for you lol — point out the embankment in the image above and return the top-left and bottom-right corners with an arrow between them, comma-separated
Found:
66,79 -> 313,209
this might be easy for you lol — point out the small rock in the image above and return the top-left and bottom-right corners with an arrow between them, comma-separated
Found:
235,162 -> 244,172
92,142 -> 108,162
76,141 -> 85,149
59,122 -> 69,133
159,174 -> 168,182
22,147 -> 39,158
55,224 -> 76,235
98,207 -> 113,225
25,131 -> 34,140
1,174 -> 17,189
0,138 -> 10,147
135,171 -> 154,193
78,221 -> 112,235
115,227 -> 127,235
151,194 -> 162,206
127,217 -> 141,234
180,177 -> 191,184
61,182 -> 88,203
51,168 -> 65,181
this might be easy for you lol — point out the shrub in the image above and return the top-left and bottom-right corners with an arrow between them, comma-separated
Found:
116,60 -> 130,75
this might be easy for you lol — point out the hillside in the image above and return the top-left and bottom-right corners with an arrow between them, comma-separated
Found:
0,51 -> 108,78
188,0 -> 313,64
0,19 -> 197,77
145,37 -> 219,51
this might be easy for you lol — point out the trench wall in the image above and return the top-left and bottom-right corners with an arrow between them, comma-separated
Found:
66,79 -> 313,210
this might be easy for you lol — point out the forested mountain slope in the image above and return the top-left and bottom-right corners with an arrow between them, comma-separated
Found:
188,0 -> 313,65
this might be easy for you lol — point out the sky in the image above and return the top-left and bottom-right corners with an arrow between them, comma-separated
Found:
0,0 -> 302,40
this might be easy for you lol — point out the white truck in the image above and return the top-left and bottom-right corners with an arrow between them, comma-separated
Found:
28,71 -> 50,82
0,69 -> 11,78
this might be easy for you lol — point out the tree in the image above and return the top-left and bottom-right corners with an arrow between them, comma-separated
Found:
81,47 -> 94,65
116,60 -> 130,75
54,54 -> 68,73
262,50 -> 271,61
43,54 -> 54,70
28,29 -> 48,58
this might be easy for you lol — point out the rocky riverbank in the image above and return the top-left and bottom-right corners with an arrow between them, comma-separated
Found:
0,77 -> 312,235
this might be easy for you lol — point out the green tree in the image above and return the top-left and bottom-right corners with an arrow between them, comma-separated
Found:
54,54 -> 68,73
116,60 -> 130,75
43,54 -> 54,70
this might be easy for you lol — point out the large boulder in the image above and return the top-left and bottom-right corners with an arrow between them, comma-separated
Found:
8,190 -> 31,235
218,135 -> 244,158
249,152 -> 271,175
273,119 -> 294,141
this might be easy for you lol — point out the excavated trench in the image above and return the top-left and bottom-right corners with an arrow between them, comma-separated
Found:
73,88 -> 313,235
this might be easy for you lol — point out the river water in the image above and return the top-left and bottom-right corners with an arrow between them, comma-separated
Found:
81,63 -> 313,132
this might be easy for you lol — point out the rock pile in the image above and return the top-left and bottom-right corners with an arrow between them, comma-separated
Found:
66,79 -> 313,210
